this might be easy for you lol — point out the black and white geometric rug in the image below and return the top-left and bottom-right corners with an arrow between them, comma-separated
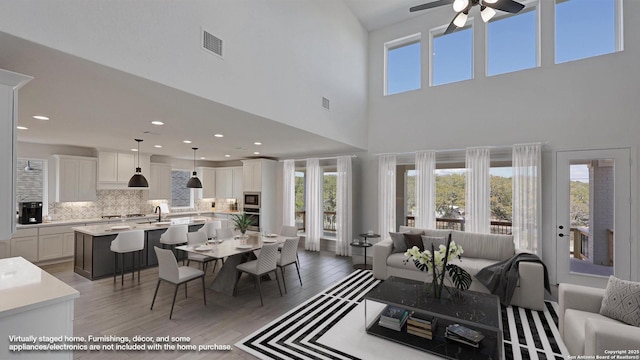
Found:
236,270 -> 569,360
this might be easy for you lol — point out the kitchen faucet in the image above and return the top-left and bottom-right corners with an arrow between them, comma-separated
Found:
154,206 -> 162,222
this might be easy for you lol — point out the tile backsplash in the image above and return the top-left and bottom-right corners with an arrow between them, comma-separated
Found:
48,190 -> 240,221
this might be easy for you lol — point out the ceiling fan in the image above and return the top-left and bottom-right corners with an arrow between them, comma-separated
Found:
410,0 -> 525,35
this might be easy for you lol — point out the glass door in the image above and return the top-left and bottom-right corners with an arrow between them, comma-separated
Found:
555,148 -> 631,287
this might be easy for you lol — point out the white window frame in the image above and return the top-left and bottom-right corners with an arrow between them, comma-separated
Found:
485,1 -> 540,77
429,21 -> 475,87
384,33 -> 422,96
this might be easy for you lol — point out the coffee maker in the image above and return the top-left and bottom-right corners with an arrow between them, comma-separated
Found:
18,202 -> 43,224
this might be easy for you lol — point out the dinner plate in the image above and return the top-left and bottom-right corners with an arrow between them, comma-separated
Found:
262,239 -> 277,243
195,245 -> 213,251
236,244 -> 253,249
207,239 -> 223,244
265,234 -> 278,238
110,225 -> 131,230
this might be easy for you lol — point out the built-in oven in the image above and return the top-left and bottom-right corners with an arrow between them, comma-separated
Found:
243,192 -> 261,209
244,208 -> 260,232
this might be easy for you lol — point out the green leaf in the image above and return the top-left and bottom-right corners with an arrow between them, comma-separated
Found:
446,264 -> 472,290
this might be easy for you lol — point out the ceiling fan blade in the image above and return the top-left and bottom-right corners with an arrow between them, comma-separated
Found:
444,14 -> 459,35
486,0 -> 525,14
410,0 -> 454,12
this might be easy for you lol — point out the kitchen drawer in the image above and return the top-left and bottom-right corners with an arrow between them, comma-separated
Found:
13,228 -> 38,238
39,225 -> 77,235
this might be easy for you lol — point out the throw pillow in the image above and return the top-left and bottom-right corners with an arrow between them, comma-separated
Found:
421,235 -> 446,253
389,232 -> 408,254
404,233 -> 424,251
599,275 -> 640,327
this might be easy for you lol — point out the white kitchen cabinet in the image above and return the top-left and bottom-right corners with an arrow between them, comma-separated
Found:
242,160 -> 262,192
241,159 -> 277,233
63,233 -> 74,257
98,151 -> 150,189
0,240 -> 10,259
199,167 -> 216,199
50,155 -> 97,202
10,228 -> 38,262
0,70 -> 32,240
38,225 -> 76,262
215,168 -> 233,199
149,163 -> 172,200
232,167 -> 243,200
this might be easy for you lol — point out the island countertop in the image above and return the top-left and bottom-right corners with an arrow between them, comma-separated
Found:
72,216 -> 228,236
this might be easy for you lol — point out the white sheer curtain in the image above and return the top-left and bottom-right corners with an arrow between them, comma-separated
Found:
378,154 -> 396,240
465,147 -> 491,233
335,156 -> 352,256
305,159 -> 323,251
282,160 -> 295,227
512,143 -> 542,253
415,151 -> 436,229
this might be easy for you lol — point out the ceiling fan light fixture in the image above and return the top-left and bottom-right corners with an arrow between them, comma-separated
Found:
186,147 -> 203,189
128,139 -> 149,188
452,0 -> 469,12
481,6 -> 497,22
483,0 -> 498,4
453,11 -> 468,27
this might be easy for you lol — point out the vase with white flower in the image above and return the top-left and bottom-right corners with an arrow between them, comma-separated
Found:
404,234 -> 472,299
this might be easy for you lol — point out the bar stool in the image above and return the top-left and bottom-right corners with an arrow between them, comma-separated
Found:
160,224 -> 188,263
110,230 -> 145,285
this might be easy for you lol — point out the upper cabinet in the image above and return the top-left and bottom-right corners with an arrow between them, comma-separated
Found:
214,167 -> 242,200
199,167 -> 216,199
148,163 -> 172,200
243,161 -> 262,192
98,151 -> 150,189
233,167 -> 243,201
50,155 -> 97,202
242,159 -> 277,232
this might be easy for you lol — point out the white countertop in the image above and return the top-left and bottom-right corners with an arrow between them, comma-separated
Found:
72,216 -> 229,236
0,257 -> 79,318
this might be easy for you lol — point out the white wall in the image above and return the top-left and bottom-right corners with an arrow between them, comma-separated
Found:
0,0 -> 369,150
364,1 -> 640,282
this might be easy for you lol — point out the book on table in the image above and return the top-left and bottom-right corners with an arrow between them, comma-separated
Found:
407,325 -> 433,339
407,312 -> 437,330
445,324 -> 485,348
378,305 -> 409,331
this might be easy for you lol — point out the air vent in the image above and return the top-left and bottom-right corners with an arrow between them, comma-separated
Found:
322,97 -> 330,110
202,29 -> 223,58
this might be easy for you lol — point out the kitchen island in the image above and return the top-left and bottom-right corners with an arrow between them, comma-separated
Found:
72,217 -> 224,280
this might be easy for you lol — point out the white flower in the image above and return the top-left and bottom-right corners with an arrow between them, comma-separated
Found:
404,239 -> 464,274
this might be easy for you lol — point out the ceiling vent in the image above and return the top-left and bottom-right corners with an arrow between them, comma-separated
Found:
202,29 -> 223,58
322,97 -> 330,110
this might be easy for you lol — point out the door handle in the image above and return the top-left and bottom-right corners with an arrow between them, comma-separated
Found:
558,233 -> 569,237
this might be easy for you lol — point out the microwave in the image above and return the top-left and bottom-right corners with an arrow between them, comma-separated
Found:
244,192 -> 261,209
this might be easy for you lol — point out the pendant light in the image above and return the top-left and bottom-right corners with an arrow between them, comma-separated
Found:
186,147 -> 202,188
128,139 -> 149,188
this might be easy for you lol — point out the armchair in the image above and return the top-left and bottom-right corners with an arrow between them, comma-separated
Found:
558,283 -> 640,356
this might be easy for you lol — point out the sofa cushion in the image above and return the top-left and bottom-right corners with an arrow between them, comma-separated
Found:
599,276 -> 640,327
388,253 -> 420,271
448,257 -> 497,277
421,236 -> 446,252
564,308 -> 622,355
399,226 -> 450,238
451,230 -> 514,261
389,232 -> 408,254
404,233 -> 424,251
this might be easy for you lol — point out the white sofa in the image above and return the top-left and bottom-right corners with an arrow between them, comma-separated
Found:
559,283 -> 640,356
372,226 -> 546,310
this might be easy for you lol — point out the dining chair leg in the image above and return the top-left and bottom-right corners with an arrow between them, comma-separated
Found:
294,262 -> 303,287
233,270 -> 242,297
170,284 -> 179,319
150,279 -> 161,310
185,281 -> 188,298
279,267 -> 287,294
274,270 -> 283,297
131,252 -> 135,281
256,275 -> 263,306
138,250 -> 142,282
121,253 -> 124,286
201,276 -> 206,306
113,253 -> 117,284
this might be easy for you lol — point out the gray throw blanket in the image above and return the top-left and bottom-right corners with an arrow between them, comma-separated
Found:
475,253 -> 551,306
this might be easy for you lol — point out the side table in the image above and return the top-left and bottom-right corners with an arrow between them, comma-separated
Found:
350,241 -> 373,270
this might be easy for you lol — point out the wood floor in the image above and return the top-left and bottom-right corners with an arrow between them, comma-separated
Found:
41,249 -> 355,360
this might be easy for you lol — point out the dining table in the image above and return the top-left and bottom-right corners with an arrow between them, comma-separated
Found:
176,232 -> 286,295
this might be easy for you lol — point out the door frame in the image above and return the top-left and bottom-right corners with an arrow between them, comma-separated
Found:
552,146 -> 636,287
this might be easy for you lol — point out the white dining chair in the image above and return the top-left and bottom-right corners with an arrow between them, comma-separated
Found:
110,230 -> 145,285
279,226 -> 300,265
233,242 -> 282,306
186,231 -> 220,272
215,227 -> 234,241
277,237 -> 302,293
160,224 -> 188,263
199,220 -> 222,240
151,247 -> 206,319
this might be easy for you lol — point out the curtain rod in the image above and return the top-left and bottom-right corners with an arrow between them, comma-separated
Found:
375,142 -> 546,157
278,154 -> 358,162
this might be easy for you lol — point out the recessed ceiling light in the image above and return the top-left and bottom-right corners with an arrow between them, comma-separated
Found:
183,140 -> 192,144
131,148 -> 138,152
214,134 -> 224,138
16,126 -> 28,130
253,151 -> 260,155
151,121 -> 164,125
154,145 -> 162,148
33,115 -> 49,120
224,154 -> 231,158
200,157 -> 206,160
254,142 -> 262,145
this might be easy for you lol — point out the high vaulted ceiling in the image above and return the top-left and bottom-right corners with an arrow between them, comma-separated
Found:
344,0 -> 440,31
